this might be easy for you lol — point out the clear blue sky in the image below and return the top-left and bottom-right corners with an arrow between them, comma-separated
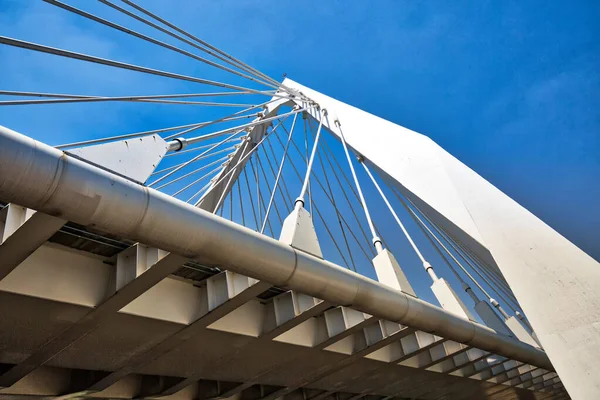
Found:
0,0 -> 598,272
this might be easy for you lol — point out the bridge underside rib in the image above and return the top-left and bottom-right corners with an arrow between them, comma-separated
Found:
0,288 -> 560,400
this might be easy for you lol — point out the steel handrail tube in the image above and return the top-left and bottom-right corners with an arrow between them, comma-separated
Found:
0,125 -> 552,371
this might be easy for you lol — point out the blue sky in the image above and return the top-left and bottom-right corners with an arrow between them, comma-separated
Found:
0,1 -> 598,307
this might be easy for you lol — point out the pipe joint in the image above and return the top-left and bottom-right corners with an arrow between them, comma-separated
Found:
372,237 -> 384,254
462,282 -> 480,303
423,261 -> 439,281
516,311 -> 524,319
169,137 -> 188,152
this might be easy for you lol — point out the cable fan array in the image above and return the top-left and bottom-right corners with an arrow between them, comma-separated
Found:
0,0 -> 541,361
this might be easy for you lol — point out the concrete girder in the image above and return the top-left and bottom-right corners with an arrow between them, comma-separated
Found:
81,272 -> 271,393
486,361 -> 524,383
0,227 -> 565,399
421,344 -> 472,372
203,308 -> 380,400
0,204 -> 65,281
260,327 -> 417,400
157,291 -> 331,397
0,367 -> 414,400
0,245 -> 187,388
0,241 -> 517,398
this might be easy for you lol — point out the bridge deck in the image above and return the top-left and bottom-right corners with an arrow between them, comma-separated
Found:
0,214 -> 564,400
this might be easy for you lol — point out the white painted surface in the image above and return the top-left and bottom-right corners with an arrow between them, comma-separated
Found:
431,278 -> 476,321
279,206 -> 323,258
0,242 -> 110,307
68,134 -> 168,183
281,78 -> 600,399
474,301 -> 511,336
2,204 -> 32,242
208,300 -> 264,337
282,80 -> 488,262
506,315 -> 541,349
122,277 -> 206,325
372,248 -> 417,297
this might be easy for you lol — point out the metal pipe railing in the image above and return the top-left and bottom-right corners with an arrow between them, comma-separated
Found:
0,125 -> 552,371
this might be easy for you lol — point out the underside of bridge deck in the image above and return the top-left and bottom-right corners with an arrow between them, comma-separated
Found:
0,211 -> 564,400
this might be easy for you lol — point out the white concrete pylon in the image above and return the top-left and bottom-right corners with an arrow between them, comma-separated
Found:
279,78 -> 600,399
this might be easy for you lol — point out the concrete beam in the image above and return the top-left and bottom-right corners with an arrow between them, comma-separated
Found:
159,291 -> 330,396
486,360 -> 523,383
496,364 -> 539,385
420,345 -> 471,371
443,350 -> 491,375
260,326 -> 416,400
0,204 -> 65,281
198,308 -> 379,400
465,356 -> 507,379
81,272 -> 271,393
0,245 -> 186,388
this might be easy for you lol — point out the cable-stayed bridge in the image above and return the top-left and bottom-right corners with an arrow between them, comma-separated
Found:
0,2 -> 598,400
